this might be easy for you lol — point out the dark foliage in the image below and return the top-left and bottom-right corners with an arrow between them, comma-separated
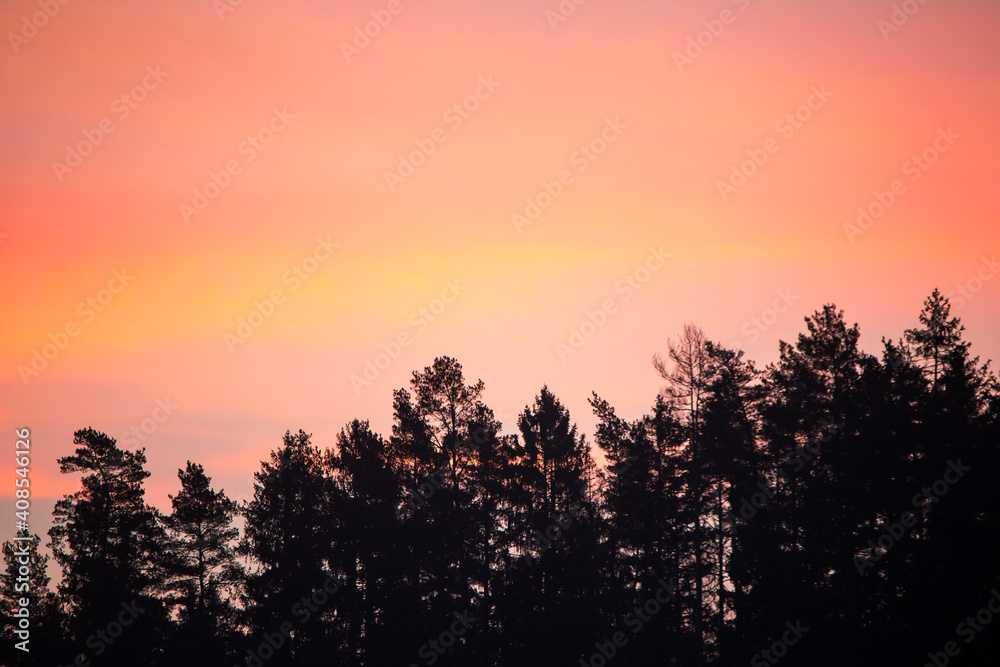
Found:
41,292 -> 999,666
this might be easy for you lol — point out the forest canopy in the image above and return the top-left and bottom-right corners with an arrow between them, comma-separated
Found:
4,289 -> 999,667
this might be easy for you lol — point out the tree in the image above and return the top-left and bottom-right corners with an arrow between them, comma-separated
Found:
655,323 -> 711,434
327,419 -> 407,666
516,386 -> 596,566
164,462 -> 243,664
591,392 -> 690,663
27,305 -> 1000,665
240,429 -> 336,667
389,357 -> 493,664
894,291 -> 1000,663
408,355 -> 486,496
505,387 -> 602,665
0,534 -> 63,666
655,324 -> 712,664
904,288 -> 966,392
463,397 -> 524,666
697,342 -> 762,664
755,305 -> 875,665
47,428 -> 169,667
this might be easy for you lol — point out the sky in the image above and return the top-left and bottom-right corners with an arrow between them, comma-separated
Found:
1,0 -> 998,548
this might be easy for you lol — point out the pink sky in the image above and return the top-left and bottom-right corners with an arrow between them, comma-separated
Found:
1,0 -> 998,545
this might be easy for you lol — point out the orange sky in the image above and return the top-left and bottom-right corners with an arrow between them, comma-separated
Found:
2,0 -> 999,544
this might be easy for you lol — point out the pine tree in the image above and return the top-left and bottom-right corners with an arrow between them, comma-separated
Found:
904,287 -> 966,392
47,427 -> 169,666
505,387 -> 602,665
756,305 -> 873,665
389,357 -> 491,665
698,342 -> 762,665
897,291 -> 1000,663
164,462 -> 243,664
0,534 -> 63,666
239,429 -> 336,666
591,392 -> 689,663
654,324 -> 713,664
328,419 -> 406,666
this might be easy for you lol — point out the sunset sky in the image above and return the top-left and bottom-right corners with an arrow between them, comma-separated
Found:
2,0 -> 998,544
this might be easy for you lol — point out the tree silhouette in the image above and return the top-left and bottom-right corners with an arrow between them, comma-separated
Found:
47,428 -> 168,666
389,356 -> 491,665
163,461 -> 243,664
591,392 -> 690,663
29,290 -> 1000,667
505,387 -> 602,665
905,287 -> 967,392
239,429 -> 336,666
327,419 -> 407,666
0,534 -> 62,666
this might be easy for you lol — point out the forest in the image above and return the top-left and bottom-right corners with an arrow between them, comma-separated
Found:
3,289 -> 999,667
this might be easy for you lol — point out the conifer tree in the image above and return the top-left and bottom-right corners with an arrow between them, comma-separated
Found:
47,428 -> 168,666
0,534 -> 63,666
240,429 -> 336,666
164,462 -> 243,664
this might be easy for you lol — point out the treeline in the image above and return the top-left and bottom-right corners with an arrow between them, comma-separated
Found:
3,290 -> 1000,666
